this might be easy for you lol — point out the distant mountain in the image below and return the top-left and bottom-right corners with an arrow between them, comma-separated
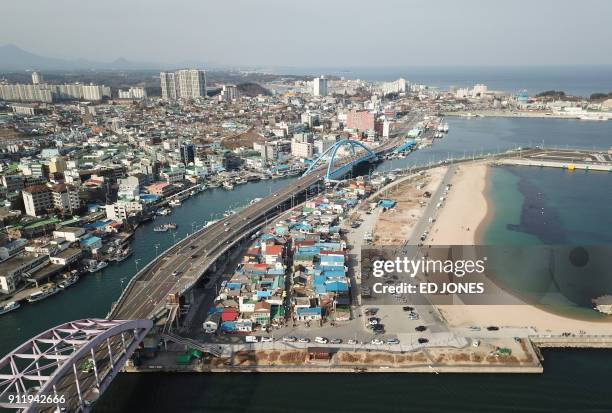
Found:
0,44 -> 165,71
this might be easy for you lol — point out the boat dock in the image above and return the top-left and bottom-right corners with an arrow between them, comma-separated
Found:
497,148 -> 612,171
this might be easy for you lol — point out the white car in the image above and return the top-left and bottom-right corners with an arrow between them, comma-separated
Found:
371,339 -> 384,345
347,339 -> 358,345
298,337 -> 310,343
314,336 -> 328,344
261,336 -> 273,343
472,339 -> 480,348
282,336 -> 296,342
386,338 -> 400,345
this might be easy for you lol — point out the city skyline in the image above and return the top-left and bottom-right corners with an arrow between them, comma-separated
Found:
2,0 -> 612,68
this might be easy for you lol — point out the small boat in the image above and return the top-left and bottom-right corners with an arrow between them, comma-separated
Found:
27,287 -> 60,303
169,199 -> 182,207
88,261 -> 108,273
154,225 -> 169,232
113,246 -> 133,262
157,208 -> 171,216
222,181 -> 234,190
165,222 -> 177,230
58,275 -> 79,289
235,178 -> 247,185
0,301 -> 20,315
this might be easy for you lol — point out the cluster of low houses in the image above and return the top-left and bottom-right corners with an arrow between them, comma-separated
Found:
203,176 -> 375,334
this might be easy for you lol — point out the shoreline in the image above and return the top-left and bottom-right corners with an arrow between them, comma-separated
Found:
474,165 -> 493,245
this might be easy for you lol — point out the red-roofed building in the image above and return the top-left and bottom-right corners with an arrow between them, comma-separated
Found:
146,182 -> 177,197
221,308 -> 239,322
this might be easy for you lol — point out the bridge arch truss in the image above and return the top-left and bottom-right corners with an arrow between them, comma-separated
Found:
302,139 -> 377,181
0,318 -> 152,412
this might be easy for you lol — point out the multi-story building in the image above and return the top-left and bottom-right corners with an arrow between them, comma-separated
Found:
31,71 -> 43,85
291,140 -> 314,159
50,183 -> 80,214
117,87 -> 147,99
161,69 -> 206,100
176,69 -> 206,99
105,199 -> 144,221
220,84 -> 240,101
160,72 -> 177,100
346,109 -> 375,131
313,76 -> 328,97
180,143 -> 196,165
22,185 -> 52,217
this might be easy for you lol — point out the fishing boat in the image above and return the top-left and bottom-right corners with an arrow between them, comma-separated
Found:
222,181 -> 234,190
157,208 -> 171,216
153,225 -> 169,232
0,301 -> 20,315
58,275 -> 79,289
114,247 -> 133,262
169,199 -> 182,207
235,177 -> 247,185
88,260 -> 108,273
165,222 -> 177,230
27,286 -> 60,303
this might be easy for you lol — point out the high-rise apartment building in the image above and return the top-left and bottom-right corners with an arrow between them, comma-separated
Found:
31,71 -> 43,85
313,76 -> 328,97
160,72 -> 177,100
160,69 -> 207,100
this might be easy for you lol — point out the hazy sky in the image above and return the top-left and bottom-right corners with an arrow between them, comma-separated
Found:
3,0 -> 612,67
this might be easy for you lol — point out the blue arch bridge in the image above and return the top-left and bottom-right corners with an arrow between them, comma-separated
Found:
302,139 -> 378,181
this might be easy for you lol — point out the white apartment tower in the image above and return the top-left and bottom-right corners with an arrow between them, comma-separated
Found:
31,71 -> 43,85
160,72 -> 177,100
313,76 -> 328,97
160,69 -> 206,100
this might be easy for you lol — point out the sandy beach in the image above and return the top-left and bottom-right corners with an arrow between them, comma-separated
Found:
429,162 -> 612,335
429,162 -> 488,245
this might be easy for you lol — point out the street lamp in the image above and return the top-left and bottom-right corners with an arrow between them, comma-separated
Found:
134,258 -> 141,273
154,243 -> 160,257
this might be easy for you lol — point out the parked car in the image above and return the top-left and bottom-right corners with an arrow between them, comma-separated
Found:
415,325 -> 427,332
487,326 -> 500,331
330,338 -> 342,344
261,336 -> 273,343
372,325 -> 385,334
418,338 -> 429,344
386,338 -> 400,345
282,336 -> 297,342
365,308 -> 378,316
402,306 -> 414,312
368,317 -> 380,325
314,337 -> 329,344
371,339 -> 384,345
298,337 -> 310,343
347,339 -> 358,345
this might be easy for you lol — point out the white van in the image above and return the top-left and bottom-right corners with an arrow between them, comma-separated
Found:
245,335 -> 258,343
